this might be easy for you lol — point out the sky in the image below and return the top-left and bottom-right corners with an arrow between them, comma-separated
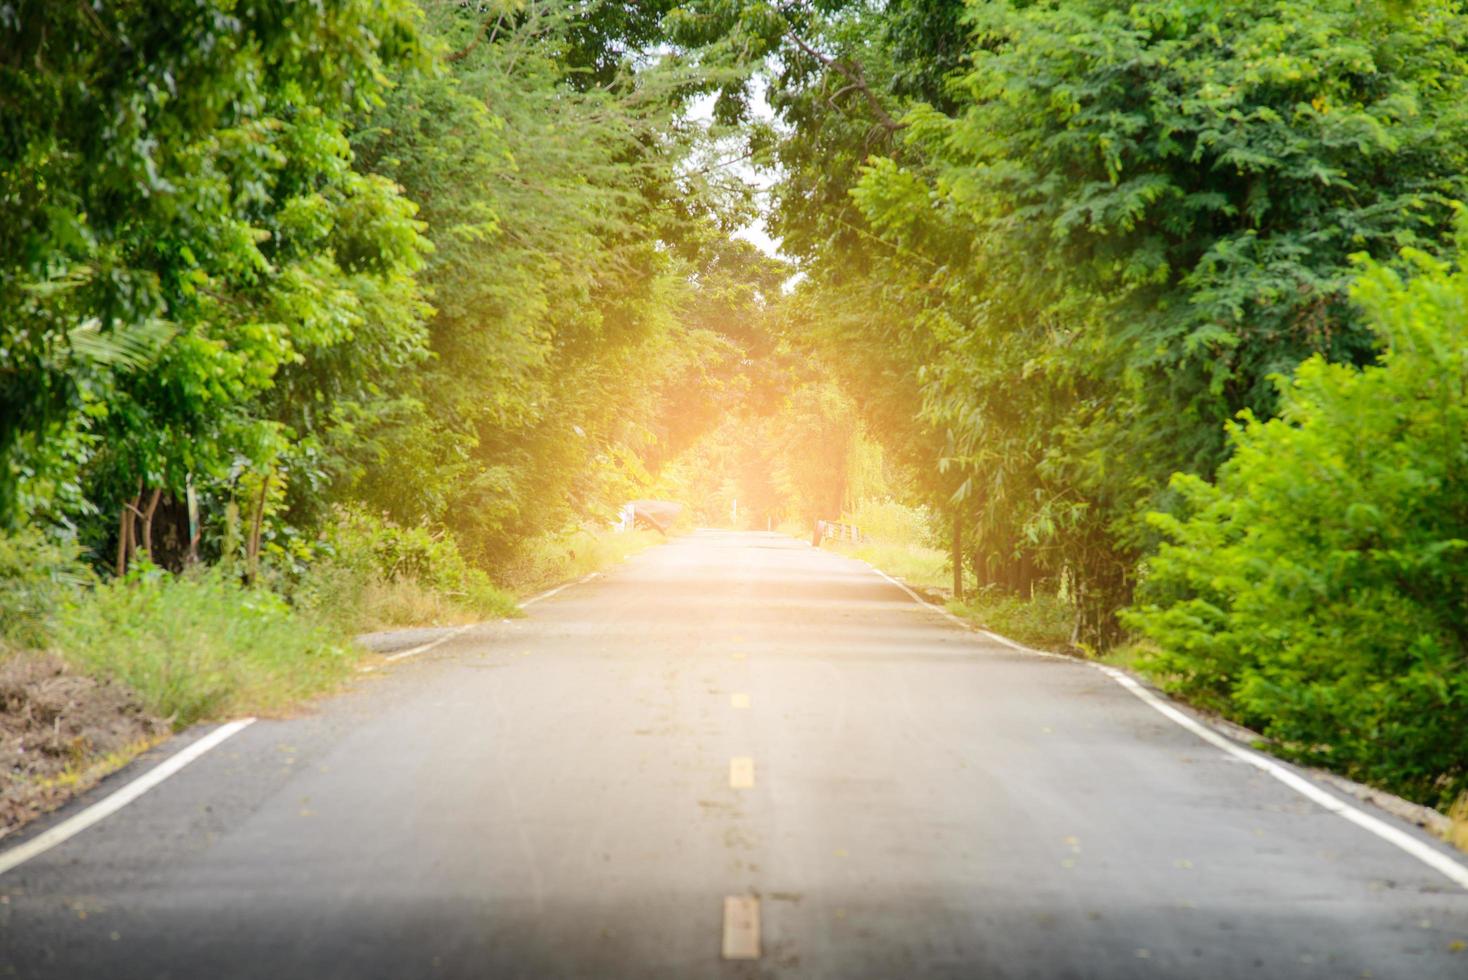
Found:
686,86 -> 788,263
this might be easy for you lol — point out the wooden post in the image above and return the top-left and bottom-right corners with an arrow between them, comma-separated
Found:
951,512 -> 964,601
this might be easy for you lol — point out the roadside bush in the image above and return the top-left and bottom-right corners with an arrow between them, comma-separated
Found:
496,526 -> 665,594
846,499 -> 939,549
291,508 -> 519,632
0,528 -> 91,651
56,564 -> 352,727
1126,233 -> 1468,808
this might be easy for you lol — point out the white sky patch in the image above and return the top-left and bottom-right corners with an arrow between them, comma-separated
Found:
685,81 -> 791,264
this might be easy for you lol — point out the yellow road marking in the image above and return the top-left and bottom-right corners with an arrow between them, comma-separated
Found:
731,693 -> 751,709
731,652 -> 747,661
721,896 -> 761,960
729,757 -> 755,789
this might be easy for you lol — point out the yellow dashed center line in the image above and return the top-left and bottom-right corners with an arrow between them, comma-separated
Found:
721,896 -> 761,960
729,757 -> 755,789
731,692 -> 750,709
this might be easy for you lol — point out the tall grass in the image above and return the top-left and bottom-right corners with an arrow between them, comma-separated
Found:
288,508 -> 521,634
0,527 -> 90,652
56,565 -> 354,727
947,590 -> 1074,653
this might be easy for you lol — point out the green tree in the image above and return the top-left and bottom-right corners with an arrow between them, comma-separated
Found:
0,1 -> 428,559
844,0 -> 1468,638
1127,227 -> 1468,807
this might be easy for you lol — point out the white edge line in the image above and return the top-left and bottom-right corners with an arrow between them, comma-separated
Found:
3,568 -> 613,873
1096,664 -> 1468,891
519,572 -> 600,609
861,559 -> 1468,892
0,717 -> 257,878
362,572 -> 605,673
382,622 -> 474,663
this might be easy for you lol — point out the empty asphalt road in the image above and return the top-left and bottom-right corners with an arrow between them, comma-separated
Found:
3,530 -> 1466,979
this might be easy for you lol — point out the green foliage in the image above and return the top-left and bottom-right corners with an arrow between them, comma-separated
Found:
0,1 -> 429,529
846,499 -> 940,551
55,565 -> 354,727
350,2 -> 741,560
709,0 -> 1468,643
0,529 -> 92,651
496,527 -> 667,595
862,0 -> 1468,639
1127,234 -> 1468,807
948,591 -> 1076,655
771,382 -> 861,523
291,509 -> 520,632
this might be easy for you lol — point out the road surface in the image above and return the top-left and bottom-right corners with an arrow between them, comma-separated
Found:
2,530 -> 1466,978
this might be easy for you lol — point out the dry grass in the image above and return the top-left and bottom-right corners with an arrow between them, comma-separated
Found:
1,651 -> 169,833
351,578 -> 487,632
500,528 -> 667,595
1449,794 -> 1468,853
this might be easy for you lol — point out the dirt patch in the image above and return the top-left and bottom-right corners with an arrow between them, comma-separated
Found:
1,652 -> 167,835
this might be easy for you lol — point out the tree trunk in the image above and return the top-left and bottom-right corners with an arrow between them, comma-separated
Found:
1017,549 -> 1036,599
140,487 -> 162,557
245,470 -> 271,584
116,483 -> 143,576
1070,573 -> 1085,649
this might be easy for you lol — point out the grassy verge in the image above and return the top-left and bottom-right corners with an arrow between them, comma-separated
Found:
1451,798 -> 1468,853
496,527 -> 668,596
298,513 -> 666,636
829,538 -> 951,593
288,508 -> 522,636
946,591 -> 1075,654
58,565 -> 357,727
824,536 -> 1076,654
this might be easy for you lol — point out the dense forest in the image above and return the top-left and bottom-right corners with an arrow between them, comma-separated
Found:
3,1 -> 1466,817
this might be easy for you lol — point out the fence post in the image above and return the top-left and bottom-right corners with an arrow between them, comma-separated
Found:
952,513 -> 964,601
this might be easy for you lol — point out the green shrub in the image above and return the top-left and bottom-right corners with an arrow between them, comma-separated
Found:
1127,232 -> 1468,808
845,499 -> 939,550
291,508 -> 519,632
0,528 -> 91,651
496,526 -> 665,594
56,564 -> 353,727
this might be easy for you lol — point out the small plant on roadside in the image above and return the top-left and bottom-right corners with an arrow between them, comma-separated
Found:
0,527 -> 92,652
290,508 -> 520,633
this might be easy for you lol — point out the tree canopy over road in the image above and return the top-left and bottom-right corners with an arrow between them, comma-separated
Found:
3,1 -> 1467,815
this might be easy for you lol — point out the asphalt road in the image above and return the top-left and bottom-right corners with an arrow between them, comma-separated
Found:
3,530 -> 1466,979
